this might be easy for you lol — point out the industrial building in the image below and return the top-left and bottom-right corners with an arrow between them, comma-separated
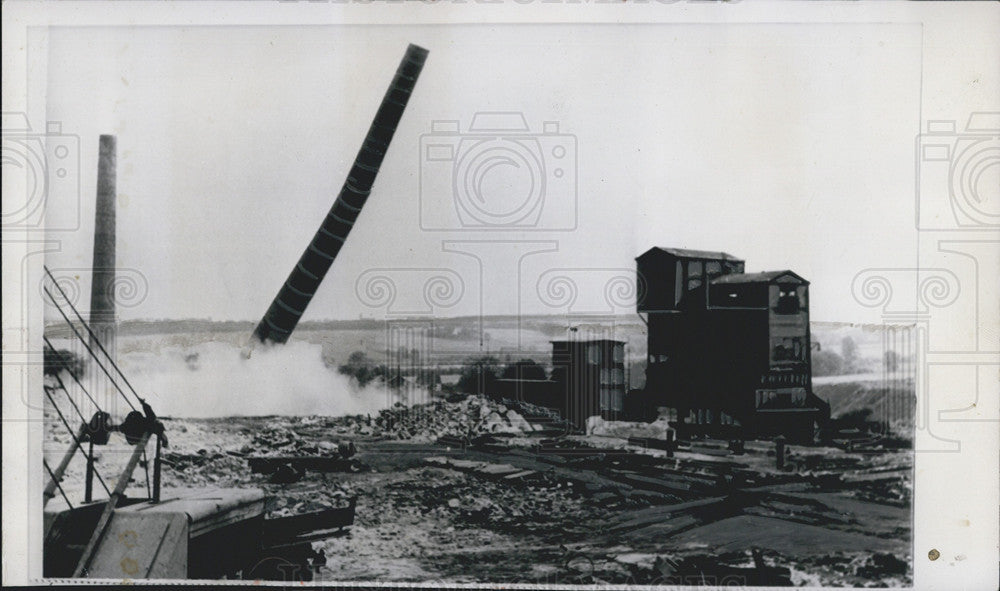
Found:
635,247 -> 830,440
495,339 -> 627,429
550,339 -> 627,427
495,246 -> 828,439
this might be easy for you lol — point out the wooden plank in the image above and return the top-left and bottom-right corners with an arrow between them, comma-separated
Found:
262,499 -> 356,548
189,500 -> 266,538
115,488 -> 266,538
616,473 -> 698,496
448,459 -> 488,471
145,513 -> 188,579
86,511 -> 188,579
475,463 -> 522,478
608,496 -> 733,535
73,432 -> 150,577
503,470 -> 539,481
688,446 -> 731,457
422,456 -> 452,467
841,469 -> 909,484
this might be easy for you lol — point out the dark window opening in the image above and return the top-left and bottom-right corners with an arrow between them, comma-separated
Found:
772,337 -> 806,362
775,284 -> 801,314
687,261 -> 703,291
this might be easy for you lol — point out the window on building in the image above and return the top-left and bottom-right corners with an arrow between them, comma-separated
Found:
674,261 -> 684,305
600,388 -> 624,412
717,289 -> 741,307
587,344 -> 601,365
612,344 -> 624,363
756,390 -> 777,408
772,337 -> 806,362
687,261 -> 703,291
792,390 -> 807,406
775,284 -> 800,314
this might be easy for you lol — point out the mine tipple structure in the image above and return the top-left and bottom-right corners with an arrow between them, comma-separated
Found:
636,246 -> 830,440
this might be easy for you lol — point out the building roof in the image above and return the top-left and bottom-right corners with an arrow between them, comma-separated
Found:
637,246 -> 743,262
711,270 -> 808,285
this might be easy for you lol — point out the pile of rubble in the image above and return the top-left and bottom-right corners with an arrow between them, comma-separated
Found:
265,482 -> 356,519
328,395 -> 546,442
242,424 -> 355,458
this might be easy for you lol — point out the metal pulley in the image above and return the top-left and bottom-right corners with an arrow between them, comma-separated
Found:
120,411 -> 148,445
83,411 -> 112,445
79,402 -> 168,447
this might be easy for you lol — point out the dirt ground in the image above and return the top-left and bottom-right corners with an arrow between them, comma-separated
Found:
44,395 -> 913,586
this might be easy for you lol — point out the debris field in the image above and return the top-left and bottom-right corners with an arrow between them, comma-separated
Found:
44,393 -> 912,586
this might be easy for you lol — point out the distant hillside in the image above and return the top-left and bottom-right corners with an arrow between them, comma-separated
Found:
45,315 -> 647,340
45,316 -> 909,382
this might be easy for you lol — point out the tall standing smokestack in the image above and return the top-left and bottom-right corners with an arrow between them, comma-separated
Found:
89,134 -> 117,410
89,135 -> 117,354
252,44 -> 429,345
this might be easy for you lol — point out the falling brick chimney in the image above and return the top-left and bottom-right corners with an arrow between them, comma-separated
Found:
252,44 -> 429,345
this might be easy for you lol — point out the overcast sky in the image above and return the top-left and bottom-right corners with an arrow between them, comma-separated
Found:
43,23 -> 924,324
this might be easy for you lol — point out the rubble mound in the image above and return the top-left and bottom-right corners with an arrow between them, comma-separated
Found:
244,424 -> 353,457
328,395 -> 548,442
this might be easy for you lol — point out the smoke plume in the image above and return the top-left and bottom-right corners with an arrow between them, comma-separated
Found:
117,340 -> 395,418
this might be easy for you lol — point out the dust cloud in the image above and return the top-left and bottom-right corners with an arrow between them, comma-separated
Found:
116,340 -> 395,418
